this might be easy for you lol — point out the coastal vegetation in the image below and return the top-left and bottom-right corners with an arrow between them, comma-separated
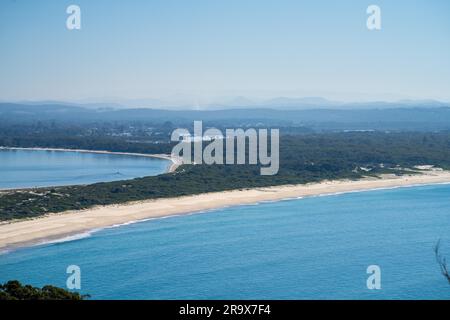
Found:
2,132 -> 450,221
0,280 -> 88,300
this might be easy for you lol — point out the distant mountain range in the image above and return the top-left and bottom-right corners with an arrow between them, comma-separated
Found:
2,101 -> 450,131
3,97 -> 448,111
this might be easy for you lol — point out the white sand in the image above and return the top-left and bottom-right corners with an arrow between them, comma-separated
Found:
1,170 -> 450,252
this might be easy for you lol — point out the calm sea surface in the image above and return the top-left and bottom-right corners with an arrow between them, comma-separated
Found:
1,184 -> 450,299
0,149 -> 169,189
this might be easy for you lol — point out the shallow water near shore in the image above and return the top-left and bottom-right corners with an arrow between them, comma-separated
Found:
1,184 -> 450,299
0,149 -> 169,189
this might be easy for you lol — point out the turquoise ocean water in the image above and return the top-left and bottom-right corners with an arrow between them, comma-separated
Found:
0,149 -> 169,189
1,184 -> 450,299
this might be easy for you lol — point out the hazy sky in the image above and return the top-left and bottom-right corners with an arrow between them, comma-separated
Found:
0,0 -> 449,104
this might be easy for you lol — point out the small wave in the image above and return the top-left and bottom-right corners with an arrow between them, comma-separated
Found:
7,215 -> 191,254
103,218 -> 157,230
0,230 -> 98,255
32,231 -> 96,247
0,248 -> 11,255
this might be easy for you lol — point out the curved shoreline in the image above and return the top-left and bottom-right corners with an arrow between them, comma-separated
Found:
0,147 -> 182,192
0,146 -> 179,172
1,170 -> 450,253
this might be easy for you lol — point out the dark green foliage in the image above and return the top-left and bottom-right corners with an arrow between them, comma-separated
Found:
1,132 -> 450,221
0,280 -> 88,300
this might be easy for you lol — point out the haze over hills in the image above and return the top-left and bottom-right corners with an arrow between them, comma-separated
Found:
2,101 -> 450,132
1,97 -> 449,111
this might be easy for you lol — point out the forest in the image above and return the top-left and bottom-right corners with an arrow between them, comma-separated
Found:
2,131 -> 450,221
0,281 -> 87,300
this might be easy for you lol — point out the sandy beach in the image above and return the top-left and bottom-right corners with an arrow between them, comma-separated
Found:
1,169 -> 450,252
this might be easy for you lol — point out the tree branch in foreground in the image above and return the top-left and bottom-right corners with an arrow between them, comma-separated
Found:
434,240 -> 450,284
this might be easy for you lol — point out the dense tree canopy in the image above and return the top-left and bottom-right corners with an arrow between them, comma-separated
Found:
0,281 -> 88,300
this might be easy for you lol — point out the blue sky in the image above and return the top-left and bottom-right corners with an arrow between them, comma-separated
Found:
0,0 -> 449,104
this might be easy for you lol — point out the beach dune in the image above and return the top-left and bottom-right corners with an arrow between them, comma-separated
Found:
1,170 -> 450,252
